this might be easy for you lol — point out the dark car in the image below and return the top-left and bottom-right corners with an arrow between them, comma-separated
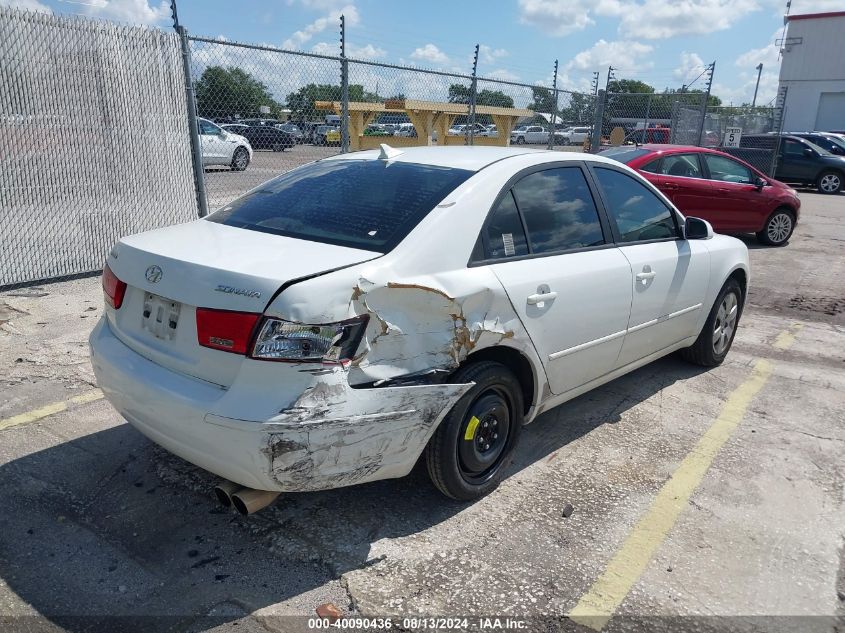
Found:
239,126 -> 295,151
277,123 -> 304,143
601,144 -> 801,246
789,132 -> 845,156
735,134 -> 845,194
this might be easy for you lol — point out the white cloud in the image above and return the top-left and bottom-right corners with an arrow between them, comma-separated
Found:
485,68 -> 521,82
619,0 -> 761,39
674,51 -> 705,81
566,39 -> 653,71
410,43 -> 451,65
720,30 -> 782,105
81,0 -> 169,25
282,4 -> 358,50
311,40 -> 385,59
517,0 -> 629,36
0,0 -> 51,12
479,44 -> 509,65
287,0 -> 351,9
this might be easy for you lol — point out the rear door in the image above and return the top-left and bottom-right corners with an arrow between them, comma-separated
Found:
486,165 -> 633,395
700,153 -> 766,231
651,152 -> 716,222
590,166 -> 710,367
779,138 -> 819,183
198,119 -> 228,165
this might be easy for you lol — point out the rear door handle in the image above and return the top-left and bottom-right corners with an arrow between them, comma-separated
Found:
527,291 -> 558,305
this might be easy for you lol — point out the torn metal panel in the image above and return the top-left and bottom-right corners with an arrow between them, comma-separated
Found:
259,377 -> 472,491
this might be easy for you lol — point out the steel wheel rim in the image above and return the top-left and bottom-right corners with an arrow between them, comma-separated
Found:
712,291 -> 739,355
767,213 -> 792,243
457,387 -> 513,485
821,174 -> 840,192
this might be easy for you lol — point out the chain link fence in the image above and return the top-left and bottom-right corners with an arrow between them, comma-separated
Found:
0,7 -> 198,287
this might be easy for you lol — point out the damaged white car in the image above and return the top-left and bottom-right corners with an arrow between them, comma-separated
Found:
90,145 -> 749,514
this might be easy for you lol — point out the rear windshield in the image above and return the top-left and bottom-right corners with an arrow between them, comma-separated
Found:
598,147 -> 652,164
207,160 -> 473,252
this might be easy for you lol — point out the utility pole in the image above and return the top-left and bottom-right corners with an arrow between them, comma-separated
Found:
339,15 -> 349,153
752,63 -> 763,107
548,59 -> 559,150
468,43 -> 479,146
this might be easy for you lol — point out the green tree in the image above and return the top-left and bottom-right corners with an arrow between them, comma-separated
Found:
195,66 -> 281,120
448,83 -> 472,104
285,83 -> 376,120
558,92 -> 595,124
528,86 -> 556,113
607,79 -> 654,94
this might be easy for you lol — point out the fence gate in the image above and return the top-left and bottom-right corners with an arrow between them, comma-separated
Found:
0,7 -> 198,287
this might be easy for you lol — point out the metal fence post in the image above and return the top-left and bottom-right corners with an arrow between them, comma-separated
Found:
547,59 -> 558,150
467,44 -> 479,146
177,26 -> 209,218
771,85 -> 788,177
339,15 -> 349,153
697,61 -> 715,146
590,89 -> 606,153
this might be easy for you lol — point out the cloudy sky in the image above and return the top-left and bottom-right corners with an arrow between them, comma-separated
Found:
3,0 -> 842,105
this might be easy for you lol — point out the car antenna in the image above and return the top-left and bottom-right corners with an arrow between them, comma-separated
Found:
378,144 -> 403,160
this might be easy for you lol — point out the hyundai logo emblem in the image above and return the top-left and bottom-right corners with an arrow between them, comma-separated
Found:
145,265 -> 163,284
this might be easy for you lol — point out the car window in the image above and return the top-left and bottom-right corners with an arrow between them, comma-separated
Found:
782,139 -> 807,157
659,153 -> 703,178
485,191 -> 529,259
208,160 -> 473,253
199,120 -> 220,135
703,154 -> 753,184
511,167 -> 605,254
593,167 -> 677,243
640,158 -> 661,173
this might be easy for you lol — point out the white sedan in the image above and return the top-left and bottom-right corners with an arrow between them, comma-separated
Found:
90,146 -> 748,514
198,118 -> 252,171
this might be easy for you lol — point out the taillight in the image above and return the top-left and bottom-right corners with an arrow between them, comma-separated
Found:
102,263 -> 127,310
196,308 -> 260,354
250,315 -> 369,363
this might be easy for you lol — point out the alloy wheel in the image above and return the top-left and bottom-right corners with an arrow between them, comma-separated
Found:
712,291 -> 739,355
820,173 -> 841,193
767,212 -> 792,244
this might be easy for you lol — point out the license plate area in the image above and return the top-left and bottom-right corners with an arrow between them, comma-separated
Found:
142,292 -> 181,340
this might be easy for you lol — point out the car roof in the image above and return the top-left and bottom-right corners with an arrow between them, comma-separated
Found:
324,145 -> 623,172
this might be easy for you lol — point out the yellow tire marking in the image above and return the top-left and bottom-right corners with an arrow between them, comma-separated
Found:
464,415 -> 481,441
773,322 -> 803,351
0,390 -> 103,432
568,359 -> 774,630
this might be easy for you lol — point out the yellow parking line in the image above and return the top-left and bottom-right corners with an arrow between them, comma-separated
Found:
773,323 -> 803,351
568,323 -> 803,629
0,390 -> 103,432
568,359 -> 773,629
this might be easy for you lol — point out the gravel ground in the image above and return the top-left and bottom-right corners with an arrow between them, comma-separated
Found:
0,191 -> 843,633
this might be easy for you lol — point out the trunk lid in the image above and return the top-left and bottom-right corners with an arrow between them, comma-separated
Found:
105,220 -> 377,386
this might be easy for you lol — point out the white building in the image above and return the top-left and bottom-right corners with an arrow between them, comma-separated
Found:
778,11 -> 845,132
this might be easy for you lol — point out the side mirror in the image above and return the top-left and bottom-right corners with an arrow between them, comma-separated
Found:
685,216 -> 714,240
754,176 -> 766,190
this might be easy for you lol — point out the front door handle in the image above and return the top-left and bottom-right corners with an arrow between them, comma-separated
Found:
636,271 -> 657,281
527,291 -> 558,305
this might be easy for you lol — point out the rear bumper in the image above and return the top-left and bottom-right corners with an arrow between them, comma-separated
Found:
89,318 -> 470,492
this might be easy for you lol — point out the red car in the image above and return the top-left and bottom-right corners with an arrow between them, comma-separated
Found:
600,144 -> 801,246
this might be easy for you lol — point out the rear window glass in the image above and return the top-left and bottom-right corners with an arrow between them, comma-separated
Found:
208,160 -> 473,252
598,147 -> 652,164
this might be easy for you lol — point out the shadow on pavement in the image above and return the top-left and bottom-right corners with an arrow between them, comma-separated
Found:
0,355 -> 707,632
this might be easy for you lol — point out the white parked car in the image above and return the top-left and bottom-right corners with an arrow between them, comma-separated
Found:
198,118 -> 252,171
556,126 -> 591,145
510,125 -> 549,144
448,123 -> 488,137
91,146 -> 748,514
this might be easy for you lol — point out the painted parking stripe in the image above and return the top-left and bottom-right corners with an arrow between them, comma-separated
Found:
773,322 -> 804,351
0,390 -> 103,432
567,358 -> 774,630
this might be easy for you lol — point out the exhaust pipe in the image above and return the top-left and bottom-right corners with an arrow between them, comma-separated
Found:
213,480 -> 241,507
231,488 -> 280,516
